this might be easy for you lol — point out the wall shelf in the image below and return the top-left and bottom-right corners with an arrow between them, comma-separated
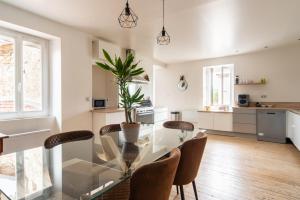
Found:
235,83 -> 266,86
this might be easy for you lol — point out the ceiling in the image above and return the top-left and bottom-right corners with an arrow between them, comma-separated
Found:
2,0 -> 300,63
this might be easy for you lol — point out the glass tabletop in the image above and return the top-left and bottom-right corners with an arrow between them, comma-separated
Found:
0,124 -> 200,200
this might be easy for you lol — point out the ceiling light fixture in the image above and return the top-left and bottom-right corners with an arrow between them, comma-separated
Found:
118,0 -> 138,28
157,0 -> 170,45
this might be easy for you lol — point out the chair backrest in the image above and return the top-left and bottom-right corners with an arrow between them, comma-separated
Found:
44,130 -> 94,149
129,148 -> 181,200
100,124 -> 122,135
173,133 -> 207,185
163,121 -> 194,131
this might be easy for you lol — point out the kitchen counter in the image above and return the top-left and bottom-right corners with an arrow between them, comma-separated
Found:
91,108 -> 124,113
233,106 -> 300,115
198,109 -> 233,113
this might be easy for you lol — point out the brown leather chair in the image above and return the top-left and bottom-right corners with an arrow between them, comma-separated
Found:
173,133 -> 207,200
163,121 -> 194,131
44,130 -> 94,149
100,124 -> 121,135
129,148 -> 181,200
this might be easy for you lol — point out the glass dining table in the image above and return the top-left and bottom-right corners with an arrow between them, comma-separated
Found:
0,124 -> 200,200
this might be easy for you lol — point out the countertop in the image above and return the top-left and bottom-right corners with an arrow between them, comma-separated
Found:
198,109 -> 233,113
233,106 -> 300,115
198,107 -> 300,115
92,108 -> 124,113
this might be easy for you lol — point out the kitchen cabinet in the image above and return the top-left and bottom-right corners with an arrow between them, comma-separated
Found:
93,40 -> 121,61
214,113 -> 233,132
198,112 -> 232,131
198,112 -> 214,130
287,111 -> 300,150
92,111 -> 125,135
154,107 -> 168,129
233,108 -> 256,134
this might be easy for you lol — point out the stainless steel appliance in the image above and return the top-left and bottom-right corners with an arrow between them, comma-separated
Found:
135,100 -> 154,124
93,99 -> 106,109
257,110 -> 286,143
238,94 -> 250,107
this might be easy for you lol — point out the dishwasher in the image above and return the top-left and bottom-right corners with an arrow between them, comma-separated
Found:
256,110 -> 286,143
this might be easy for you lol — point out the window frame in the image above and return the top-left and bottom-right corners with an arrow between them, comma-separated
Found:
203,64 -> 234,107
0,27 -> 49,119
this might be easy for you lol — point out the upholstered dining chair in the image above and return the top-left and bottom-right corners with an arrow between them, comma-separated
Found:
173,133 -> 207,200
163,121 -> 194,131
44,130 -> 94,149
129,148 -> 181,200
100,124 -> 122,135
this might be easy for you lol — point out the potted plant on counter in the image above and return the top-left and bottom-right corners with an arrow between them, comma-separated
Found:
95,49 -> 145,143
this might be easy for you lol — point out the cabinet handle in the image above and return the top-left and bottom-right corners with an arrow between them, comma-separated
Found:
267,112 -> 276,115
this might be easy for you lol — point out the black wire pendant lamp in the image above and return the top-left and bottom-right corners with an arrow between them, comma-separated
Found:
118,0 -> 138,28
157,0 -> 170,45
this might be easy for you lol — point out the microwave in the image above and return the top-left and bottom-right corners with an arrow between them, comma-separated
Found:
93,99 -> 106,109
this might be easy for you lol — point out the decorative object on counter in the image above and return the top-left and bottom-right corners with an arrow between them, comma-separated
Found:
204,106 -> 210,111
235,75 -> 240,84
255,102 -> 262,107
144,74 -> 150,82
260,78 -> 267,84
157,0 -> 170,45
96,49 -> 145,143
118,0 -> 138,28
177,75 -> 188,91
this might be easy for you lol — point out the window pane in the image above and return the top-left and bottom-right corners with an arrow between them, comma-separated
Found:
23,41 -> 42,112
0,36 -> 15,112
223,67 -> 232,105
212,67 -> 222,105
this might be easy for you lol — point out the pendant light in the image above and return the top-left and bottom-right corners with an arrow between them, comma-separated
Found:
157,0 -> 170,45
118,0 -> 138,28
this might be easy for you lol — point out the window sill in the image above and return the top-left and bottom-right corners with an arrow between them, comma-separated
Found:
0,114 -> 53,122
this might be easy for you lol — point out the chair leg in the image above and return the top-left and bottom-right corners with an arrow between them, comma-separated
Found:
179,185 -> 185,200
192,180 -> 198,200
176,185 -> 179,195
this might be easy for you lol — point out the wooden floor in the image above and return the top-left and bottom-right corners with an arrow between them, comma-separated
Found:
169,133 -> 300,200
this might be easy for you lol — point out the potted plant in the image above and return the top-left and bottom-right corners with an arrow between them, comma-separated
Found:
95,49 -> 145,143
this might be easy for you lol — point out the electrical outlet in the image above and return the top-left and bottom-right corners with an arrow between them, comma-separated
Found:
261,95 -> 267,99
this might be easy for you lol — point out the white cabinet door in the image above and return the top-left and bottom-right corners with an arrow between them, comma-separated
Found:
198,112 -> 214,129
214,113 -> 233,132
293,114 -> 300,151
106,112 -> 125,124
93,40 -> 121,60
155,112 -> 168,122
286,111 -> 296,140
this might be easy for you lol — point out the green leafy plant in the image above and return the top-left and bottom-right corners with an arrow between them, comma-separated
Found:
95,49 -> 145,123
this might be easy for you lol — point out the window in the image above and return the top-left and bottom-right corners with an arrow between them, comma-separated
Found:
203,64 -> 234,107
0,27 -> 48,118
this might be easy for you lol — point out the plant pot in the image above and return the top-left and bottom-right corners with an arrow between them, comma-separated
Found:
121,122 -> 140,143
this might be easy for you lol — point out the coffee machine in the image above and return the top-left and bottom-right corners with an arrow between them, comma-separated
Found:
238,94 -> 250,107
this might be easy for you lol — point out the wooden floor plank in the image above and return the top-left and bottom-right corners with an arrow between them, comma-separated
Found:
170,134 -> 300,200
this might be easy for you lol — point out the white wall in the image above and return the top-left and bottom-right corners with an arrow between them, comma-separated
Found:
0,2 -> 93,132
155,44 -> 300,111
